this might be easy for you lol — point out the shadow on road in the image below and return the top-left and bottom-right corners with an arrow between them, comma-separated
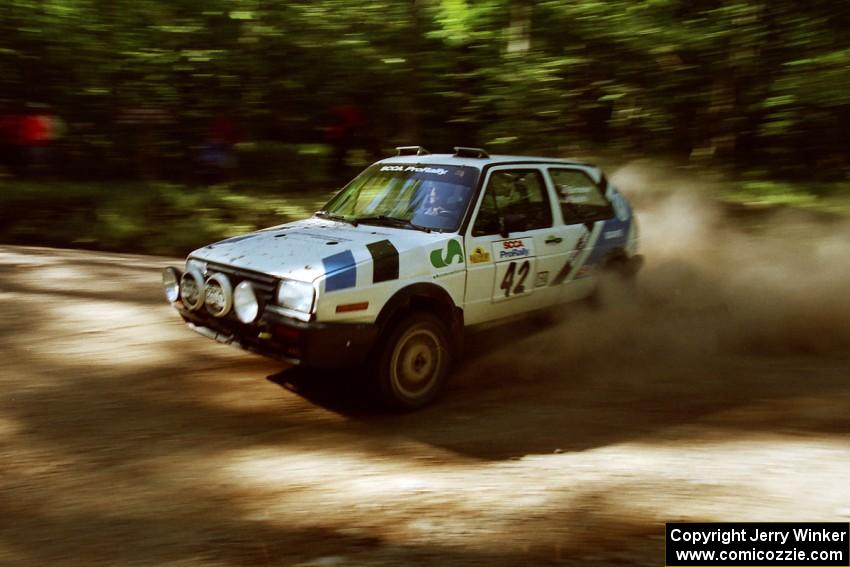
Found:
265,306 -> 850,460
2,244 -> 850,564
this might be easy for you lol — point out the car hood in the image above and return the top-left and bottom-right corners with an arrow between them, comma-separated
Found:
189,218 -> 449,282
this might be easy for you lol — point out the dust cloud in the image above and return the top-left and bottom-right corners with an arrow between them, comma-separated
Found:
582,161 -> 850,361
474,161 -> 850,384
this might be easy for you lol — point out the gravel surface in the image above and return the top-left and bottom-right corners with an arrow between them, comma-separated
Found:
2,189 -> 849,565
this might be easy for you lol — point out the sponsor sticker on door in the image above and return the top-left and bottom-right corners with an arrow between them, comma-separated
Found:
469,246 -> 491,264
535,270 -> 549,287
492,238 -> 535,262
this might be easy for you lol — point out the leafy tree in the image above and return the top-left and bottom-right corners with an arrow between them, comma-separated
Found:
1,0 -> 847,180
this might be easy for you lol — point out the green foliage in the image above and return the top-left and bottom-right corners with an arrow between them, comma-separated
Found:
722,179 -> 850,213
1,0 -> 849,179
0,181 -> 332,255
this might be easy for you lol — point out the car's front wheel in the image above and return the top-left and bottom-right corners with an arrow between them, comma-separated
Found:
373,312 -> 451,410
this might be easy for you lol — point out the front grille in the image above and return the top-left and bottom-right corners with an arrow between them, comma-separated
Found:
205,262 -> 278,320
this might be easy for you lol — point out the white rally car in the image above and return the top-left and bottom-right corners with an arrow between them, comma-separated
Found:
162,147 -> 641,409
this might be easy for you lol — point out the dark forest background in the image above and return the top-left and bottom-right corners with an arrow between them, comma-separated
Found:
2,0 -> 849,181
2,1 -> 849,254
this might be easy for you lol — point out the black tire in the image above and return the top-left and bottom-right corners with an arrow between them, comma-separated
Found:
372,312 -> 452,410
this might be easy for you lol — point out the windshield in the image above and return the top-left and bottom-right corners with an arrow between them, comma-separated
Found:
319,164 -> 479,232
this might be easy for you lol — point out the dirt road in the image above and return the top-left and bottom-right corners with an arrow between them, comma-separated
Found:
2,186 -> 850,565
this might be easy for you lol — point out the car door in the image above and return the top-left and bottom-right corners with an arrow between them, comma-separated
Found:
463,166 -> 570,326
545,166 -> 618,302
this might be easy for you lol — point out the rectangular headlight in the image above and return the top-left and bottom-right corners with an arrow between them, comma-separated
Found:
276,279 -> 315,313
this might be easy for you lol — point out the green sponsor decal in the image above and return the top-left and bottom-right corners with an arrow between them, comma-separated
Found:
430,239 -> 464,269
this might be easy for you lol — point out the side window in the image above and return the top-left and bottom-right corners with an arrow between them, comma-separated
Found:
549,168 -> 614,224
472,169 -> 552,236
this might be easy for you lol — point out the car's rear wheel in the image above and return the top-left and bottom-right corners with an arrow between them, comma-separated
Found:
373,312 -> 451,410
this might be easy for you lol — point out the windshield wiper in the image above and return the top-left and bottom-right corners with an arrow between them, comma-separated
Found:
354,215 -> 432,233
315,211 -> 358,226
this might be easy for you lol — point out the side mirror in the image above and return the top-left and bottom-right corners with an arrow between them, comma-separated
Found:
499,213 -> 528,237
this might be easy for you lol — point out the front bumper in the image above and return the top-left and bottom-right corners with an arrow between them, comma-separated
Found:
175,303 -> 378,369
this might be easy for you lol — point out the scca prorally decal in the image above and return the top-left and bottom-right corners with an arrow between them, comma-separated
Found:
491,238 -> 535,263
498,239 -> 531,260
322,249 -> 357,291
430,240 -> 463,269
366,239 -> 399,284
380,165 -> 448,175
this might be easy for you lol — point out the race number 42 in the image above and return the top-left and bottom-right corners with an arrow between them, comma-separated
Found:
495,259 -> 534,300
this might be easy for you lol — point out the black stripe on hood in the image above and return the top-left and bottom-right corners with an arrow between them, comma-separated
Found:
367,239 -> 400,283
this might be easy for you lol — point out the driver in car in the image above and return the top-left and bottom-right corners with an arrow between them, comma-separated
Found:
411,181 -> 464,229
422,183 -> 451,216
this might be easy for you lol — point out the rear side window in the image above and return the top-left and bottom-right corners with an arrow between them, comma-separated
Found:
549,168 -> 614,224
472,169 -> 552,236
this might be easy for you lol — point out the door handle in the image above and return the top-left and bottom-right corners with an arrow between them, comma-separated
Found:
545,236 -> 563,244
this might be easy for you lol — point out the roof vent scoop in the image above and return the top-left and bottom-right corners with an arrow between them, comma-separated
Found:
453,146 -> 490,159
395,146 -> 431,156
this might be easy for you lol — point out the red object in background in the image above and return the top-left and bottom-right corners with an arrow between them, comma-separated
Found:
326,103 -> 365,142
208,115 -> 239,145
21,114 -> 52,146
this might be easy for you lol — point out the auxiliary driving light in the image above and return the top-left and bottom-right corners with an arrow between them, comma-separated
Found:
204,273 -> 233,318
233,280 -> 260,324
179,268 -> 206,311
161,267 -> 181,303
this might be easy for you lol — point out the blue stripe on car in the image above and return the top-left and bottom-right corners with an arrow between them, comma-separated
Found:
582,214 -> 631,267
322,250 -> 357,291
